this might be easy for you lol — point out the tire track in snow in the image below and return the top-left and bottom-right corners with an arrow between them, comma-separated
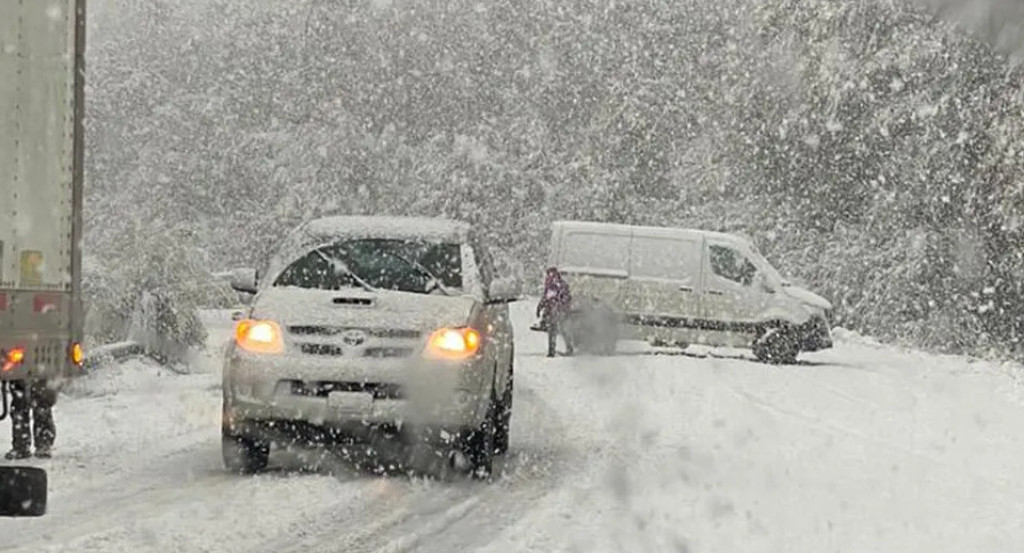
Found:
258,377 -> 576,553
1,455 -> 233,550
2,475 -> 239,552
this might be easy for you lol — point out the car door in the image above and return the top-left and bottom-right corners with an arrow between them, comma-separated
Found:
621,230 -> 703,330
469,237 -> 512,393
701,242 -> 768,339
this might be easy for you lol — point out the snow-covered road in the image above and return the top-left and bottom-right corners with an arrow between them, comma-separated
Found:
3,304 -> 1024,552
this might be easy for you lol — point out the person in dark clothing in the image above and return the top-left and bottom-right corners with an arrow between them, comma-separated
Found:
537,267 -> 574,358
6,379 -> 56,459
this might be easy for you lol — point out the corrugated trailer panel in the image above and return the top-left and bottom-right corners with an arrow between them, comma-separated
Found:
0,0 -> 77,292
0,0 -> 84,382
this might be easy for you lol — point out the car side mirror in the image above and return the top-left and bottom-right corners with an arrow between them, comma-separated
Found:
0,466 -> 47,517
226,268 -> 258,295
487,277 -> 522,305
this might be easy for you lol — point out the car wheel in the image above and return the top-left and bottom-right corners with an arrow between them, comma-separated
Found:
465,390 -> 498,479
222,431 -> 270,474
493,361 -> 513,456
753,326 -> 799,365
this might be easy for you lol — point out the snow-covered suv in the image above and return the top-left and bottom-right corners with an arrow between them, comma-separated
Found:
221,216 -> 520,477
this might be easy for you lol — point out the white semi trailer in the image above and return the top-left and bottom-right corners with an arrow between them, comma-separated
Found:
0,0 -> 86,409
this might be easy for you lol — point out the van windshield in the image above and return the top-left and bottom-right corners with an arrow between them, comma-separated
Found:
746,247 -> 786,286
273,239 -> 463,294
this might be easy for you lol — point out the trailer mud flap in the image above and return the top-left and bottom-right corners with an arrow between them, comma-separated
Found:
0,382 -> 8,422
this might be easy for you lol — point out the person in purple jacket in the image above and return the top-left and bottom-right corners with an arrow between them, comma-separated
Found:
537,267 -> 575,357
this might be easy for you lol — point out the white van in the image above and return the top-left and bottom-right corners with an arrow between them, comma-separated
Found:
547,221 -> 833,363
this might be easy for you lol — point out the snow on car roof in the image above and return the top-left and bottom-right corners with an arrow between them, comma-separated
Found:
303,216 -> 472,243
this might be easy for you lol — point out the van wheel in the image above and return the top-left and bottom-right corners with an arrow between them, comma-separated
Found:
753,327 -> 799,365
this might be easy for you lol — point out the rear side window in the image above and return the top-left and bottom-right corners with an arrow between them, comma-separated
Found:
709,245 -> 758,286
559,231 -> 630,273
630,236 -> 700,281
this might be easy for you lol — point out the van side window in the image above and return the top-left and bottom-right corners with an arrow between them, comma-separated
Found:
561,231 -> 630,273
709,245 -> 758,286
630,236 -> 700,281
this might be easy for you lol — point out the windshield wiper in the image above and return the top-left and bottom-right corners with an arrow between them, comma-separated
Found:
312,248 -> 376,293
383,251 -> 453,296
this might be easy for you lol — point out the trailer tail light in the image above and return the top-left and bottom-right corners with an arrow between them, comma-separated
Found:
2,348 -> 25,372
71,343 -> 84,367
33,294 -> 60,313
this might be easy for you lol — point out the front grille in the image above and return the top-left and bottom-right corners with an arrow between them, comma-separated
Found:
332,297 -> 374,306
298,343 -> 415,358
363,347 -> 414,358
290,326 -> 335,336
287,380 -> 404,400
367,329 -> 421,340
288,326 -> 421,340
300,343 -> 345,356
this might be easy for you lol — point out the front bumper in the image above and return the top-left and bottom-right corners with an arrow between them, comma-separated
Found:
798,315 -> 833,352
222,350 -> 492,434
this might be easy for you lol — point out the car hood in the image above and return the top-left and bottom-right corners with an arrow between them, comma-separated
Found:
783,285 -> 832,311
250,287 -> 478,331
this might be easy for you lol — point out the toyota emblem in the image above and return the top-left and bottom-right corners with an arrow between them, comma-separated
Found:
341,329 -> 367,347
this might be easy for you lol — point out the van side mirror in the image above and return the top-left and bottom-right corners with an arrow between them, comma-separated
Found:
755,273 -> 775,294
0,467 -> 47,517
226,268 -> 258,294
487,277 -> 522,305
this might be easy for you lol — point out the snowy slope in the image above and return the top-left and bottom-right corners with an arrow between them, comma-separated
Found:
2,304 -> 1024,552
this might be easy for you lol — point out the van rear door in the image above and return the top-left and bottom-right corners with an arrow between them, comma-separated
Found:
551,225 -> 630,310
620,229 -> 703,334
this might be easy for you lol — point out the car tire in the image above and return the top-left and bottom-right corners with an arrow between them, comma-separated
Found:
493,361 -> 513,456
753,326 -> 799,365
465,390 -> 498,479
222,431 -> 270,474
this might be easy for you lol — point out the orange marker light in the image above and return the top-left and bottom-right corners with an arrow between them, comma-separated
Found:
8,348 -> 25,364
464,329 -> 481,351
3,347 -> 26,372
71,342 -> 84,366
425,328 -> 482,360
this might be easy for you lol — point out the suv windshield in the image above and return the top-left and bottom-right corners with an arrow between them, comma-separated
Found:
273,239 -> 463,294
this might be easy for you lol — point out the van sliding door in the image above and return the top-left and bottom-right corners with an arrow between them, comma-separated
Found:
621,231 -> 703,335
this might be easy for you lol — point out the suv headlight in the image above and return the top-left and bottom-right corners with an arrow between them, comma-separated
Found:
235,320 -> 285,354
424,327 -> 481,360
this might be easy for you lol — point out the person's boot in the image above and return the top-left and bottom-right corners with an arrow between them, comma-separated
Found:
34,445 -> 52,459
5,448 -> 30,460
